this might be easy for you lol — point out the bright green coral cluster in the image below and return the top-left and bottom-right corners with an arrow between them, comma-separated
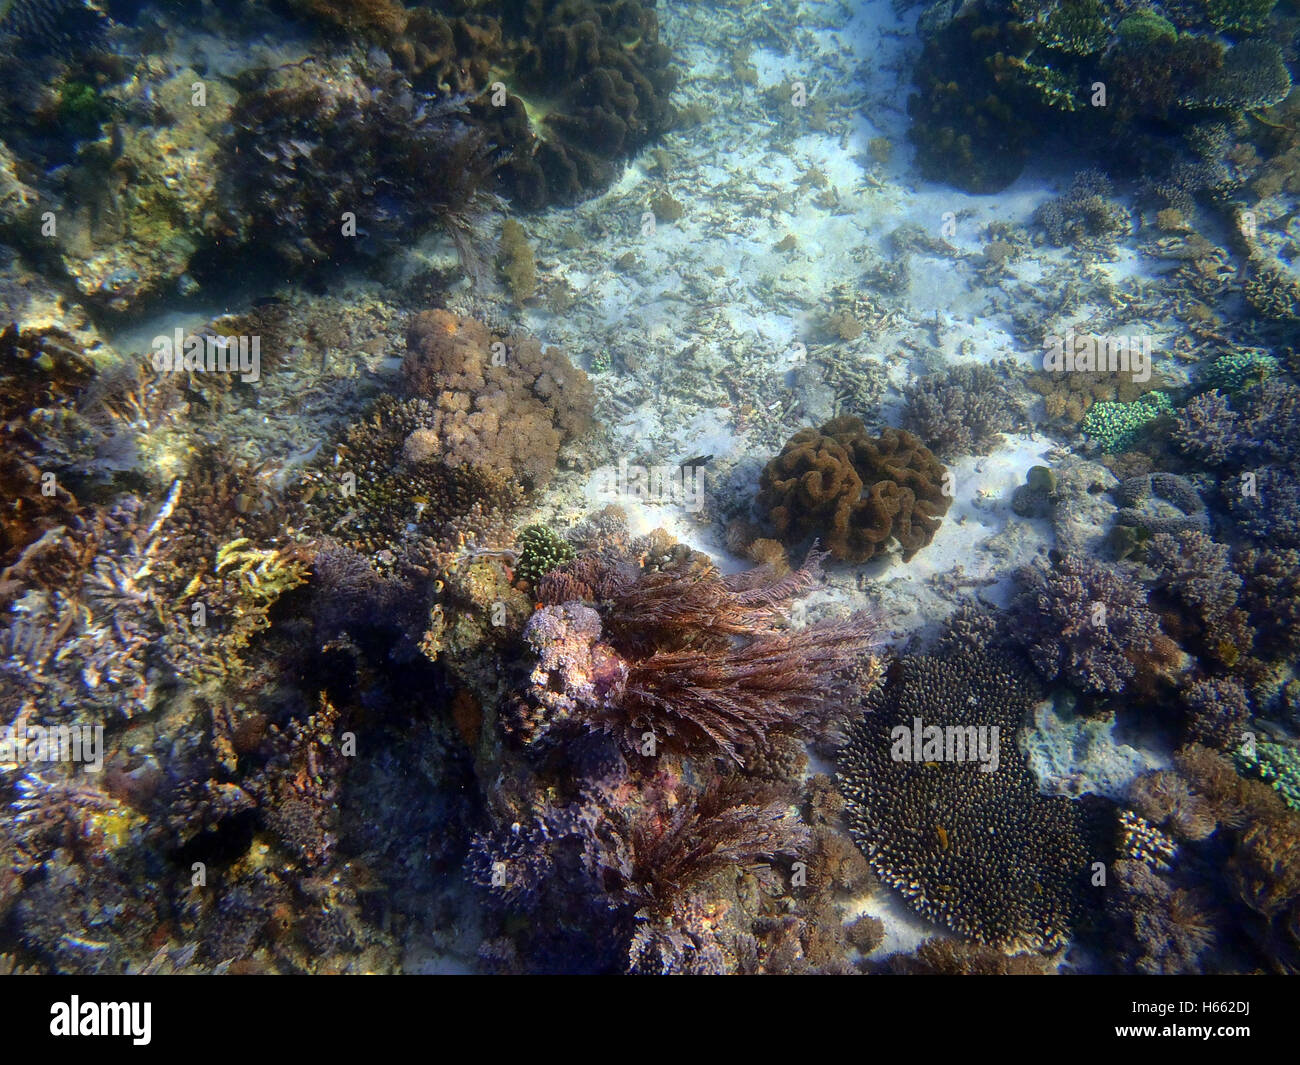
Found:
515,524 -> 576,587
1081,392 -> 1172,452
1116,11 -> 1177,47
1235,739 -> 1300,810
1201,349 -> 1280,393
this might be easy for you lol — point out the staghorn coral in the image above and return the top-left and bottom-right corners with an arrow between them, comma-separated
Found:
1034,169 -> 1130,247
839,643 -> 1113,952
1010,551 -> 1176,696
757,416 -> 951,564
899,361 -> 1026,460
402,309 -> 594,489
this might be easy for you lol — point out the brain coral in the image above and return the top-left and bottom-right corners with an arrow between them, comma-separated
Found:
839,648 -> 1112,951
757,417 -> 951,563
402,309 -> 594,489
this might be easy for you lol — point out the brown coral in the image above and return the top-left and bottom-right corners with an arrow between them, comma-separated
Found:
757,417 -> 951,563
402,309 -> 594,488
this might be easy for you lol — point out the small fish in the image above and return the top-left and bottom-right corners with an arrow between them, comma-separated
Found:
679,453 -> 712,470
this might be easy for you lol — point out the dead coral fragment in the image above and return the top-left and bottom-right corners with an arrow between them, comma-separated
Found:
758,417 -> 952,563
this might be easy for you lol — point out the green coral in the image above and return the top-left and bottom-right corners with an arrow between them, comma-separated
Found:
1007,57 -> 1083,110
1200,349 -> 1280,392
56,81 -> 112,140
1206,0 -> 1276,36
515,524 -> 576,586
1039,0 -> 1110,55
1081,392 -> 1171,452
1115,12 -> 1177,47
1235,739 -> 1300,811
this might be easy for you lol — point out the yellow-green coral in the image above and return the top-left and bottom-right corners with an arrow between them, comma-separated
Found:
498,218 -> 537,304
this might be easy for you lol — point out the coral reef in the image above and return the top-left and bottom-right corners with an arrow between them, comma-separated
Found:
220,56 -> 496,274
1081,392 -> 1171,453
497,217 -> 536,303
1112,746 -> 1300,973
298,393 -> 524,559
1034,170 -> 1130,248
514,523 -> 575,587
907,0 -> 1292,193
517,543 -> 875,763
1010,552 -> 1178,696
757,417 -> 952,564
899,361 -> 1026,460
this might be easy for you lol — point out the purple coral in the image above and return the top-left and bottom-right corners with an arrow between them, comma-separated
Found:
1183,676 -> 1252,751
1010,552 -> 1169,694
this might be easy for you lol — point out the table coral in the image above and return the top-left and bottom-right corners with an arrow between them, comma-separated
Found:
839,644 -> 1113,952
757,416 -> 951,563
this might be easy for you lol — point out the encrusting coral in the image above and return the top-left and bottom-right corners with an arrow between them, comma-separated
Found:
757,416 -> 951,564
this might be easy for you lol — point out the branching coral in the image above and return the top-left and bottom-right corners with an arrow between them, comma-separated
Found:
1034,170 -> 1130,247
1010,552 -> 1176,696
899,361 -> 1026,460
758,416 -> 951,563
